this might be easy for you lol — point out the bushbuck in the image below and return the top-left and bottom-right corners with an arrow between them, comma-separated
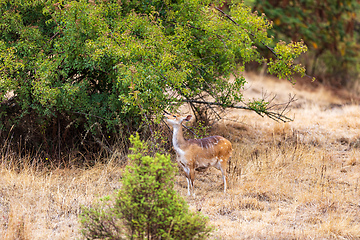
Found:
164,112 -> 232,196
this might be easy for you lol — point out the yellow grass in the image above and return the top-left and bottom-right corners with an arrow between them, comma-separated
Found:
0,161 -> 123,239
1,73 -> 360,239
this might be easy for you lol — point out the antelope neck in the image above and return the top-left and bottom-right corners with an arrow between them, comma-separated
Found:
172,125 -> 187,152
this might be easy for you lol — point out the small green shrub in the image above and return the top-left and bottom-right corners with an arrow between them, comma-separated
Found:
80,134 -> 212,239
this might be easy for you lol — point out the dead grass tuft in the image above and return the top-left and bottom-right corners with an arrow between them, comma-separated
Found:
3,205 -> 31,240
237,197 -> 265,211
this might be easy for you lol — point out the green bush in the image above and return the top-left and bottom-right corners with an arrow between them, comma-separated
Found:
0,0 -> 308,152
80,134 -> 212,239
253,0 -> 360,84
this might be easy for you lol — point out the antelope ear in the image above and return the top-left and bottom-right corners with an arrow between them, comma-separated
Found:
184,115 -> 192,122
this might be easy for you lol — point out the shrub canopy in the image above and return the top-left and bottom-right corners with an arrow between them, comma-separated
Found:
0,0 -> 307,149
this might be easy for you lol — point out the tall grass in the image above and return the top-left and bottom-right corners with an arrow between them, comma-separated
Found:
0,150 -> 124,239
0,74 -> 360,239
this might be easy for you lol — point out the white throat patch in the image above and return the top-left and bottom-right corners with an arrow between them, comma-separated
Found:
172,126 -> 185,156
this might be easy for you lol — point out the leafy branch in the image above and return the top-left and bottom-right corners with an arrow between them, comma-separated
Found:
214,5 -> 314,82
182,93 -> 296,123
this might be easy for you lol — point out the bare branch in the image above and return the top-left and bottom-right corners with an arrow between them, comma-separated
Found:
182,99 -> 293,122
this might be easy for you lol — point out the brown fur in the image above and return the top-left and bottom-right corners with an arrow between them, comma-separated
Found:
164,113 -> 232,195
186,136 -> 232,170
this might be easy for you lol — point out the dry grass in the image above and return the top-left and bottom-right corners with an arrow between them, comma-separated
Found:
1,74 -> 360,239
0,159 -> 123,239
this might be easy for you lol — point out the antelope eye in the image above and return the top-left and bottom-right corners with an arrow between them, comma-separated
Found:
173,115 -> 177,118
